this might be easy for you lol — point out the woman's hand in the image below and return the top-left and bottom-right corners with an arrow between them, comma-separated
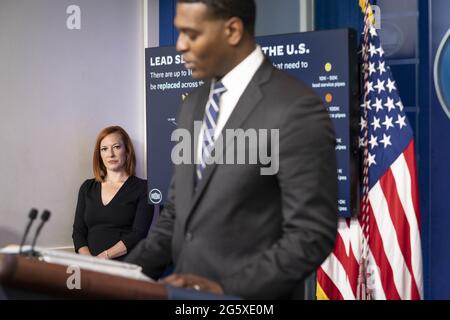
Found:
78,246 -> 92,256
97,250 -> 109,259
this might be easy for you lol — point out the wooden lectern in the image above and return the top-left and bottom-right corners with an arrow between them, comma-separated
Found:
0,253 -> 167,299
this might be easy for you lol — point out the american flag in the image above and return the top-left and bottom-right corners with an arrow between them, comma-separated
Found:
316,0 -> 423,300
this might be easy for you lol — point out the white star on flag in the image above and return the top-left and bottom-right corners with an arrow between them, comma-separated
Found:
377,45 -> 385,57
378,61 -> 386,75
369,134 -> 379,149
382,115 -> 394,130
374,79 -> 385,94
360,116 -> 368,129
372,97 -> 383,112
371,116 -> 381,131
380,133 -> 392,148
367,81 -> 374,93
369,43 -> 378,57
360,101 -> 369,110
396,115 -> 407,129
369,62 -> 376,76
370,25 -> 377,37
384,97 -> 396,112
359,136 -> 366,148
386,78 -> 396,92
368,152 -> 376,167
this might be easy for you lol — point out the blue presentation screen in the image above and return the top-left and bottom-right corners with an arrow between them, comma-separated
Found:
145,29 -> 359,217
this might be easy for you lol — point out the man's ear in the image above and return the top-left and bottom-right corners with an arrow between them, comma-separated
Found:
224,17 -> 244,46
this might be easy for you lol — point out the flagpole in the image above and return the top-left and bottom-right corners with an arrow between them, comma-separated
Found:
358,0 -> 372,301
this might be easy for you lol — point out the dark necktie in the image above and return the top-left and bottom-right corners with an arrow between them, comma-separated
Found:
196,81 -> 227,182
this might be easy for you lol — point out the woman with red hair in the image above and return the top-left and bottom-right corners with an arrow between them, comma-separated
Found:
72,126 -> 153,260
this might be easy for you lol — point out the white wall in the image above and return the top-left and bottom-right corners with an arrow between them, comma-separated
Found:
0,0 -> 147,247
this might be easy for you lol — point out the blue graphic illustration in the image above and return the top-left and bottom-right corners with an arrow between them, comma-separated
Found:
434,29 -> 450,119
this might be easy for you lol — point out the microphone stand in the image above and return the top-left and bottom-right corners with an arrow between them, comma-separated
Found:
28,210 -> 51,257
19,208 -> 38,255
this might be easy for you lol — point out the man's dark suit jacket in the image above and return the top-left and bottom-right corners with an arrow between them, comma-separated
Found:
126,59 -> 338,299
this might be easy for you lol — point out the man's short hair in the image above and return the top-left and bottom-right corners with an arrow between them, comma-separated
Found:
177,0 -> 256,36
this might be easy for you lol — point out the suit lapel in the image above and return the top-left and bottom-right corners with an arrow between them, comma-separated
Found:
185,60 -> 274,220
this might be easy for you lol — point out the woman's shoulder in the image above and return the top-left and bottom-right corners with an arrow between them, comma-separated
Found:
129,175 -> 147,187
127,176 -> 148,192
79,178 -> 98,191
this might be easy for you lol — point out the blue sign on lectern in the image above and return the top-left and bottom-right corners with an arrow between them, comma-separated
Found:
146,29 -> 359,217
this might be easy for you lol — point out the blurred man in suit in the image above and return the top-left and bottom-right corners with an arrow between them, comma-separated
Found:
126,0 -> 338,299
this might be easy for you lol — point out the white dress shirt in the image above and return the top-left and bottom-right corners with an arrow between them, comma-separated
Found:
197,45 -> 265,164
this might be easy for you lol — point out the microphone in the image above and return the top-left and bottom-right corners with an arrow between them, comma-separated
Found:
19,208 -> 38,255
29,210 -> 51,257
